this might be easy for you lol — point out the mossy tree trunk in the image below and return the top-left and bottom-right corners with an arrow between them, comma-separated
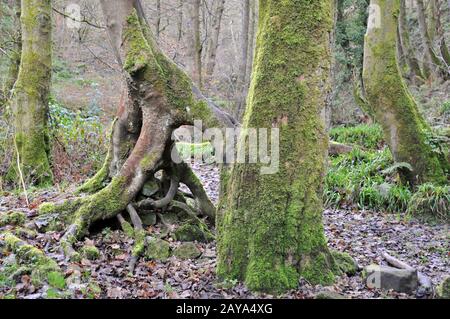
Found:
39,0 -> 235,261
8,0 -> 52,186
362,0 -> 447,185
217,0 -> 338,293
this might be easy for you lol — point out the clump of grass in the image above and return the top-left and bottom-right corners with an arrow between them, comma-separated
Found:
330,124 -> 384,150
407,183 -> 449,222
175,142 -> 214,162
326,125 -> 448,221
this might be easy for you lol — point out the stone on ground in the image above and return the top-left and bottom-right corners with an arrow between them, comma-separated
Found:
364,264 -> 418,294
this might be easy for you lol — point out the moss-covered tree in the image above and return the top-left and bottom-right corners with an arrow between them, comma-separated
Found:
216,0 -> 342,293
362,0 -> 447,185
7,0 -> 52,185
38,0 -> 235,266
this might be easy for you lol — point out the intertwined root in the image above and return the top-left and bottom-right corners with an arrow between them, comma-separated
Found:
36,154 -> 216,270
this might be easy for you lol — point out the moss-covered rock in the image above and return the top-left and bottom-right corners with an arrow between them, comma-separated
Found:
173,242 -> 201,260
141,179 -> 159,197
315,290 -> 346,299
173,223 -> 214,243
0,211 -> 26,227
81,245 -> 100,261
159,212 -> 179,225
436,276 -> 450,299
331,251 -> 358,276
145,237 -> 170,262
140,212 -> 157,226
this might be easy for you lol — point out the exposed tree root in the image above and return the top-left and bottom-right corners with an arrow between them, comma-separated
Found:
34,0 -> 235,271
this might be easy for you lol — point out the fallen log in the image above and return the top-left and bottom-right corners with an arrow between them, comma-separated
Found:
381,251 -> 433,295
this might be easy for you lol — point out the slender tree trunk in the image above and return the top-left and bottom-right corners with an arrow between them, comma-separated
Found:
177,0 -> 183,42
416,0 -> 446,79
155,0 -> 161,39
1,0 -> 21,106
245,0 -> 257,82
235,0 -> 251,120
8,0 -> 53,186
362,0 -> 447,185
205,0 -> 225,78
398,0 -> 423,81
435,0 -> 450,66
186,0 -> 202,88
217,0 -> 339,293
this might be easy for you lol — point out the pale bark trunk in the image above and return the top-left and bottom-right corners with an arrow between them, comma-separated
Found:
186,0 -> 202,88
235,0 -> 250,120
205,0 -> 225,78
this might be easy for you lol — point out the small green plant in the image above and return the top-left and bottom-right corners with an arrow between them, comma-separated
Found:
330,124 -> 384,150
407,183 -> 449,222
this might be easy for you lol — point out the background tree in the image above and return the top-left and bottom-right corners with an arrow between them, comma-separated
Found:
7,0 -> 53,186
205,0 -> 226,78
0,0 -> 21,107
185,0 -> 202,87
362,0 -> 448,185
217,0 -> 342,293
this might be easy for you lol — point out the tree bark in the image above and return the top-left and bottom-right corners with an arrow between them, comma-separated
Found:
186,0 -> 202,88
398,0 -> 423,81
205,0 -> 225,78
7,0 -> 52,186
1,0 -> 21,107
155,0 -> 161,39
217,0 -> 339,293
235,0 -> 251,120
362,0 -> 447,185
416,0 -> 446,79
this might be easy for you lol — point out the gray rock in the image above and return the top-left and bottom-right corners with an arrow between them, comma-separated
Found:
145,237 -> 171,262
142,179 -> 159,197
315,290 -> 346,299
173,242 -> 201,260
160,212 -> 179,225
364,265 -> 418,294
140,212 -> 157,226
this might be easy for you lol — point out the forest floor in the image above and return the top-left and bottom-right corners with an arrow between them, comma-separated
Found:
0,162 -> 448,299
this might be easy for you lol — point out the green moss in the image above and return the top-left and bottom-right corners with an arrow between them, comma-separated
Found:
331,251 -> 358,276
81,245 -> 100,261
145,237 -> 170,261
3,233 -> 63,288
0,211 -> 26,227
47,271 -> 66,289
121,221 -> 134,237
132,229 -> 146,257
